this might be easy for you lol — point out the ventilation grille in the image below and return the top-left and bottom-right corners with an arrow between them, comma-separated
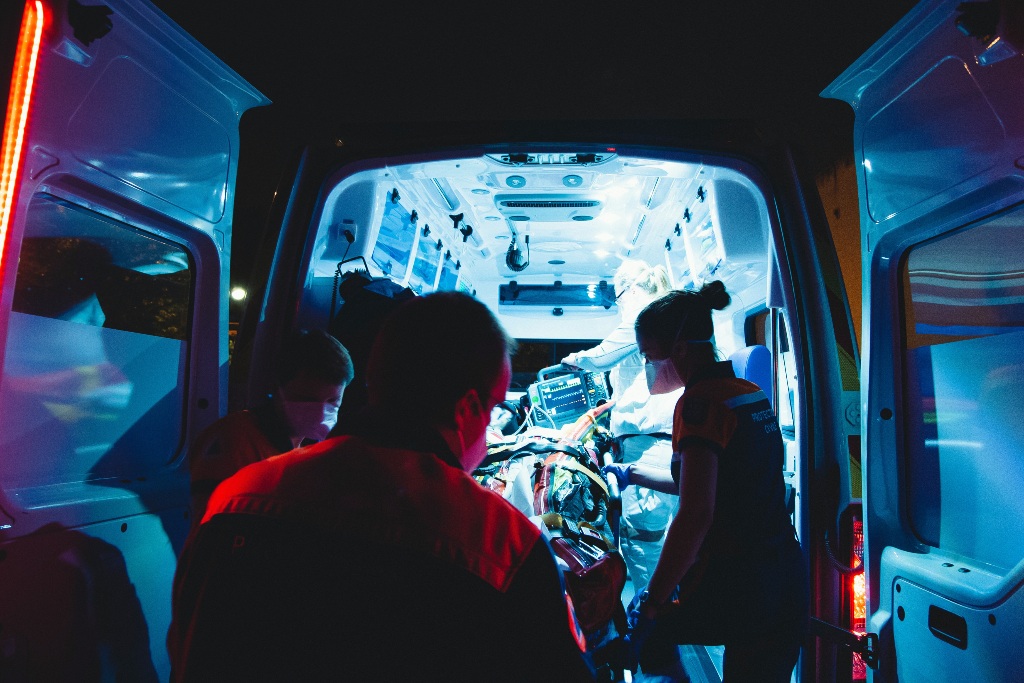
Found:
500,200 -> 601,209
494,194 -> 603,222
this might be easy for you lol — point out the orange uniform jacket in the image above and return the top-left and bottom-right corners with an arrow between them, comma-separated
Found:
169,422 -> 595,682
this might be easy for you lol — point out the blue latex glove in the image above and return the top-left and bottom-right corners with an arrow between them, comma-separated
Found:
602,462 -> 632,490
624,614 -> 655,668
623,590 -> 656,671
626,588 -> 648,629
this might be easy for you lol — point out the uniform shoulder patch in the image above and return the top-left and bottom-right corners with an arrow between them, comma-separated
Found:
682,395 -> 710,425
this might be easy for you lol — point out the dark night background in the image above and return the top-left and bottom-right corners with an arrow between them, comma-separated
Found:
149,1 -> 919,300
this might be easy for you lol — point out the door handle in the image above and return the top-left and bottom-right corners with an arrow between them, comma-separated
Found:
928,605 -> 968,650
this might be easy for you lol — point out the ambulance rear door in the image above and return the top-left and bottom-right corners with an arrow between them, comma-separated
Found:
823,1 -> 1024,680
238,121 -> 864,682
0,1 -> 266,679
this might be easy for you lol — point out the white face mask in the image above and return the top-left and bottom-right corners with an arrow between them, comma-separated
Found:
645,357 -> 684,395
281,400 -> 339,442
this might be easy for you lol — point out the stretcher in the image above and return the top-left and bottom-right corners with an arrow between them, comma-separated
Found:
474,368 -> 629,680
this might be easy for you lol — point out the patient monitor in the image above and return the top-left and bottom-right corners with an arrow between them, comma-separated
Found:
526,368 -> 609,430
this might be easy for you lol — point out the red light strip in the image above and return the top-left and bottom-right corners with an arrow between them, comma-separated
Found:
0,1 -> 46,283
850,517 -> 867,680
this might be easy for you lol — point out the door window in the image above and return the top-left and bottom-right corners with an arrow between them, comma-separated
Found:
0,194 -> 193,492
437,256 -> 460,292
370,196 -> 415,279
410,234 -> 441,294
510,340 -> 601,391
901,208 -> 1024,571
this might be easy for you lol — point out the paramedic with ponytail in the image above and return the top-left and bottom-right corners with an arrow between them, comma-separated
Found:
561,258 -> 679,590
604,281 -> 808,682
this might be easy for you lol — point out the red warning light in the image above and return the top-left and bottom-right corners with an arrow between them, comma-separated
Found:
1,1 -> 46,284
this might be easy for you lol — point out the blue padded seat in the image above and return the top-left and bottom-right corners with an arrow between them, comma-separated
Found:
729,344 -> 772,406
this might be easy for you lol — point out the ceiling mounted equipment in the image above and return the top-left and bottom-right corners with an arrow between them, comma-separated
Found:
505,234 -> 530,272
486,152 -> 616,166
494,194 -> 603,222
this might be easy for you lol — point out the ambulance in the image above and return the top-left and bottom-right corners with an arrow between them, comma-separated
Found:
0,0 -> 1019,680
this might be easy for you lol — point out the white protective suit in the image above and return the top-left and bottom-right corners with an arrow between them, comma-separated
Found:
562,315 -> 682,588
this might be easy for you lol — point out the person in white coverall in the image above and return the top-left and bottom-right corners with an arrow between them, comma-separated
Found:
561,259 -> 681,590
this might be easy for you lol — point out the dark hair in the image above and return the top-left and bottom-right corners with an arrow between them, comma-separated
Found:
367,291 -> 515,423
278,329 -> 354,387
635,280 -> 731,349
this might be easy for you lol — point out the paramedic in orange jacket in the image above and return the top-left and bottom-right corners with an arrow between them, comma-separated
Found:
604,282 -> 808,683
187,328 -> 353,524
168,292 -> 596,682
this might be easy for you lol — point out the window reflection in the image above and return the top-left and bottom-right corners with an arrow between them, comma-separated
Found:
0,194 -> 193,491
901,209 -> 1024,571
370,197 -> 415,279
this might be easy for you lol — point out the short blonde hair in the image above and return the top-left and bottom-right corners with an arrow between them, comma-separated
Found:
614,259 -> 671,298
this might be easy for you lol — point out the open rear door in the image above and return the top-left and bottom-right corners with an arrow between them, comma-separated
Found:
0,1 -> 266,679
237,119 -> 867,682
824,1 -> 1024,680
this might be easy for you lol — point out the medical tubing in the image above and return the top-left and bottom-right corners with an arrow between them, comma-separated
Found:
327,252 -> 365,325
330,263 -> 342,324
532,407 -> 558,430
561,401 -> 614,442
509,406 -> 536,436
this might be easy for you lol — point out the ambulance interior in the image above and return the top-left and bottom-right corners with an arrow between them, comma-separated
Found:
283,149 -> 803,629
296,150 -> 794,401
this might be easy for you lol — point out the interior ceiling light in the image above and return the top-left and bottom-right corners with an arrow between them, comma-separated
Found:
645,177 -> 661,209
431,178 -> 459,211
630,215 -> 647,246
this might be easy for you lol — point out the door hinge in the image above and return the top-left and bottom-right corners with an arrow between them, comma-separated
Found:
808,617 -> 878,670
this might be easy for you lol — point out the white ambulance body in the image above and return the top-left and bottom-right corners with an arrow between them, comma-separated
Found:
824,0 -> 1024,680
0,0 -> 1018,681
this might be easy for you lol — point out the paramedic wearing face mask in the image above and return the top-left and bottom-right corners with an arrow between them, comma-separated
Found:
187,328 -> 353,525
561,259 -> 679,590
603,282 -> 808,683
169,292 -> 596,682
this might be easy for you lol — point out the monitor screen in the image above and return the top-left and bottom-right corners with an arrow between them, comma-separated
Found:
532,374 -> 590,427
